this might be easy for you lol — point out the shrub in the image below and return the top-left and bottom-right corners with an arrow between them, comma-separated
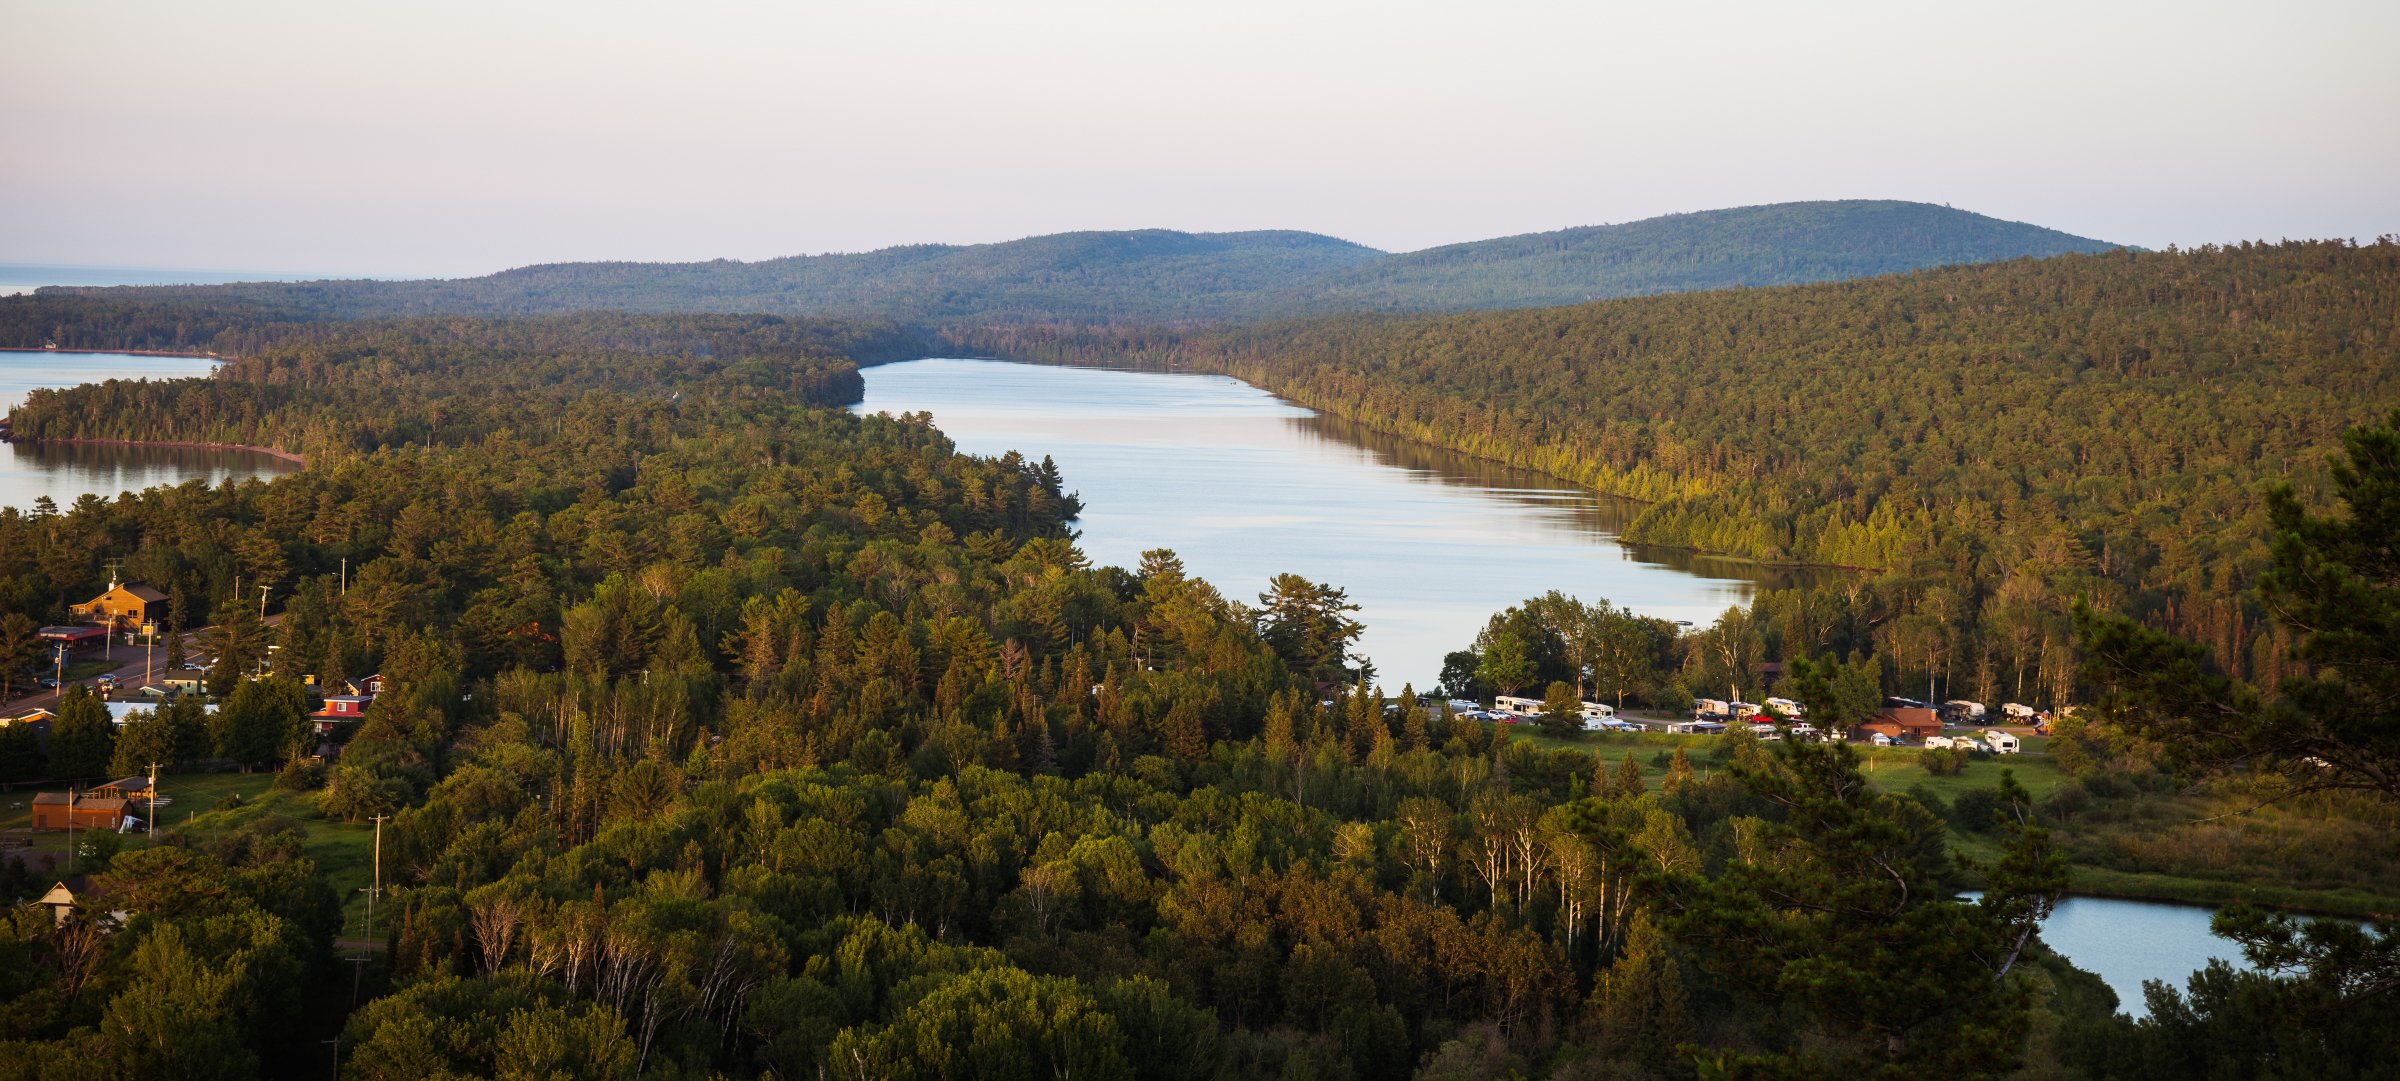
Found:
1949,787 -> 2001,832
275,758 -> 328,792
1923,748 -> 1969,776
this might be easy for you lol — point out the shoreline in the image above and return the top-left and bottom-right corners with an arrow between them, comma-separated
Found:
933,350 -> 1879,575
4,435 -> 305,466
0,345 -> 222,361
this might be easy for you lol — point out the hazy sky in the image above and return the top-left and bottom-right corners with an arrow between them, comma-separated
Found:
3,0 -> 2393,278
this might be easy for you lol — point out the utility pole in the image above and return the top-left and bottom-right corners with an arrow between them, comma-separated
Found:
340,556 -> 347,596
367,812 -> 388,944
147,761 -> 159,843
259,584 -> 270,619
64,785 -> 74,873
350,889 -> 372,1007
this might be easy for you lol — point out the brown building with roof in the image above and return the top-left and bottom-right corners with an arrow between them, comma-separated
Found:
91,777 -> 154,802
70,579 -> 168,633
29,793 -> 128,832
1857,706 -> 1944,743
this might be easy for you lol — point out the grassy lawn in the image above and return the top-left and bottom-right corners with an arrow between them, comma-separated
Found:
3,770 -> 385,930
177,783 -> 383,932
1,771 -> 275,873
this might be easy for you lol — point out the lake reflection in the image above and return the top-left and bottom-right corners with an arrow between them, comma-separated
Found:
1,351 -> 300,510
855,358 -> 1833,686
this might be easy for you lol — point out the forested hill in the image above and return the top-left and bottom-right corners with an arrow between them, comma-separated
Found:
1261,200 -> 2121,313
17,230 -> 1384,326
964,239 -> 2400,684
15,201 -> 2116,328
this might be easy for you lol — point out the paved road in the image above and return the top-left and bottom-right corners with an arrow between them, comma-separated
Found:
3,631 -> 200,715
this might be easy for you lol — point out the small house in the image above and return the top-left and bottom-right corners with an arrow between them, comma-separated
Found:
310,694 -> 374,735
36,879 -> 84,927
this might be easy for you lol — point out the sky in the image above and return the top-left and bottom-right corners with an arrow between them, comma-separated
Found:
2,0 -> 2394,280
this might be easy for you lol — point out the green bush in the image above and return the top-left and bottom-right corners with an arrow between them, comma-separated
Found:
1949,788 -> 2001,832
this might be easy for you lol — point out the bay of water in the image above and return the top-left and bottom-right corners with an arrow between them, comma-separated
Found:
1,351 -> 300,511
854,357 -> 1830,689
1999,894 -> 2260,1020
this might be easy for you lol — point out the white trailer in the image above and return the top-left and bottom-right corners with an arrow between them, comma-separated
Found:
1982,730 -> 2021,754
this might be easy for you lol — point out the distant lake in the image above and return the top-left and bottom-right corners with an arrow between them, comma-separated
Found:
855,358 -> 1834,687
0,263 -> 323,296
1,351 -> 300,511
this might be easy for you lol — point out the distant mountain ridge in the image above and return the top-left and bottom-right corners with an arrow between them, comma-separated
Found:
21,201 -> 2119,324
1264,200 -> 2123,313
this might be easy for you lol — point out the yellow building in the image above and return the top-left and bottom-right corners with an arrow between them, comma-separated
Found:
70,579 -> 167,632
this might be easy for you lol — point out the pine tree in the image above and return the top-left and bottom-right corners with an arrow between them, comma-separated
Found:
1614,753 -> 1645,798
49,687 -> 116,780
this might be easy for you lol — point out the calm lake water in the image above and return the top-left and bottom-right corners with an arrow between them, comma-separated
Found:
854,357 -> 1829,689
0,351 -> 299,511
2040,896 -> 2250,1017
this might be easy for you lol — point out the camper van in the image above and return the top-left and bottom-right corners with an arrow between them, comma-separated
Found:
1763,697 -> 1805,717
2002,702 -> 2039,720
1492,695 -> 1544,716
1943,699 -> 1987,720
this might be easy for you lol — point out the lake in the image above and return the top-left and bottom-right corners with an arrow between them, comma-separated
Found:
1989,893 -> 2259,1020
854,357 -> 1831,689
0,350 -> 301,511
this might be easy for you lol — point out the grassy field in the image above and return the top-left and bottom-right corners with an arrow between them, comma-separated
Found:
178,784 -> 382,931
1501,724 -> 2400,918
1504,725 -> 2069,800
2,770 -> 384,930
1,771 -> 274,871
